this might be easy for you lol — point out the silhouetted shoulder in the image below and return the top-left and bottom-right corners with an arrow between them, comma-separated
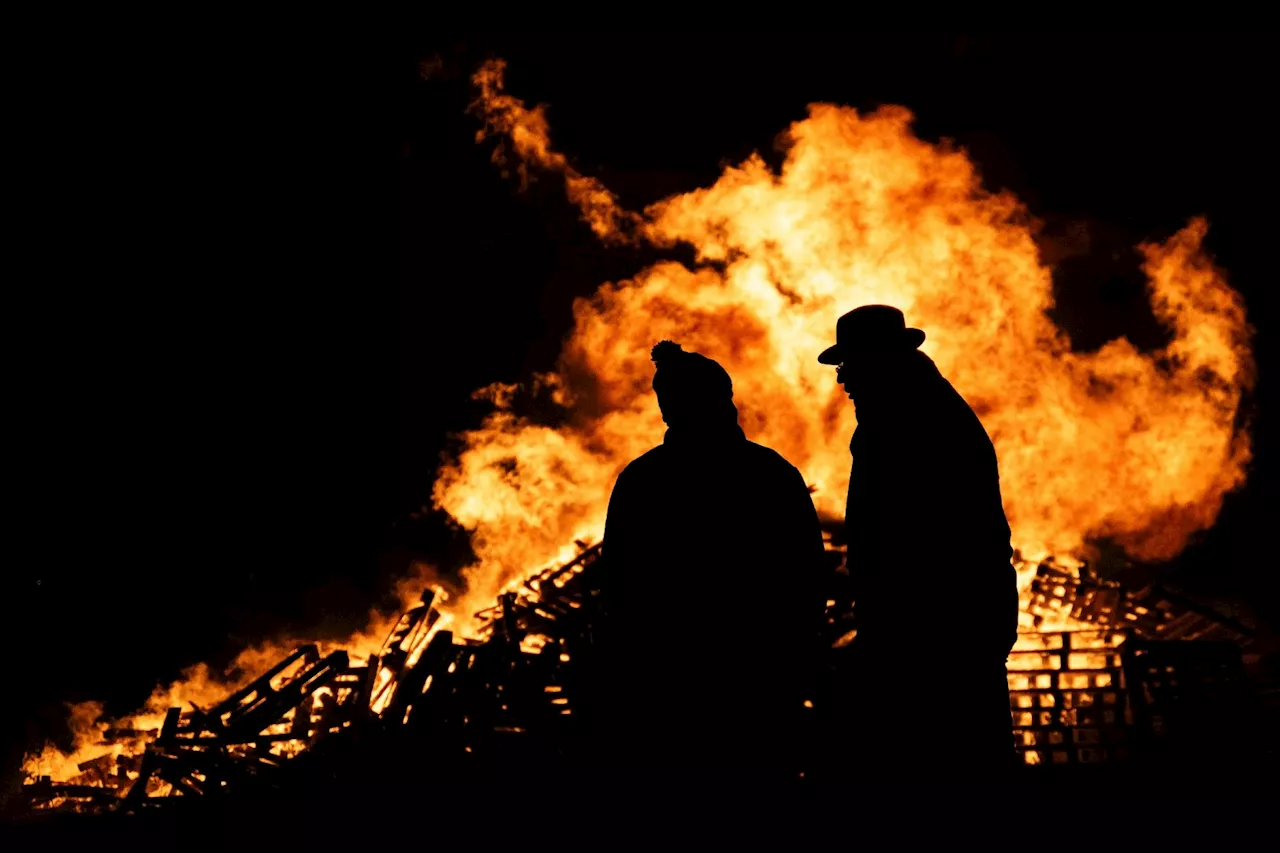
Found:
742,440 -> 807,481
614,445 -> 671,483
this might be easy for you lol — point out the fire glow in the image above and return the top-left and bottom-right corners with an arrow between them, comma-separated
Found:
440,59 -> 1253,626
23,58 -> 1254,787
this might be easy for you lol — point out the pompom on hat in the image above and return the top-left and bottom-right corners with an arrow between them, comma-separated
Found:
651,340 -> 733,399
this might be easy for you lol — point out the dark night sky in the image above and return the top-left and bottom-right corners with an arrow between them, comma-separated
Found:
7,31 -> 1276,778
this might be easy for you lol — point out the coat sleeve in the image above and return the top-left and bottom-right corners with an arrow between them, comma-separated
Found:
783,464 -> 830,629
905,417 -> 1018,656
775,464 -> 831,701
600,464 -> 636,622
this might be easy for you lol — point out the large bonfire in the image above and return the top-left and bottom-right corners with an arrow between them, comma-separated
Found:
23,58 -> 1254,783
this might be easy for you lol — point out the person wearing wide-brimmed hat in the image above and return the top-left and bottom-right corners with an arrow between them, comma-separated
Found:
818,305 -> 1019,782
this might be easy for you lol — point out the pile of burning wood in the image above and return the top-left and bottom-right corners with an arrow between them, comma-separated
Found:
22,543 -> 1271,814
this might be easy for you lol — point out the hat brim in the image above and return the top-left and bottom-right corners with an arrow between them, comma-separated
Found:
817,345 -> 842,365
817,328 -> 926,365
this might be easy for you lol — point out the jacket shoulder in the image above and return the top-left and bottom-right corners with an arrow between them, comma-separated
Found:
742,440 -> 805,479
615,445 -> 670,482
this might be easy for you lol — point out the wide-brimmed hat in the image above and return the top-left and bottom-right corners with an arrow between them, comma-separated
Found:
817,305 -> 926,365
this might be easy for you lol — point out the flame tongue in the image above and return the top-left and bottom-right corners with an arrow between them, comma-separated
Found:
437,59 -> 1254,627
22,58 -> 1256,789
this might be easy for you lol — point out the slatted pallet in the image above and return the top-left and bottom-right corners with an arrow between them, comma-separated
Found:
1007,630 -> 1132,766
25,542 -> 1265,814
25,644 -> 369,813
1022,560 -> 1254,647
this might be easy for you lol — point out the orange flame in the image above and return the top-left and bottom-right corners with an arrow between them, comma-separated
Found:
20,567 -> 432,783
435,59 -> 1254,629
24,58 -> 1256,786
471,59 -> 640,242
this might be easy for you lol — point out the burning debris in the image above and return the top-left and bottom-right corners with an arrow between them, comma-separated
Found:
1023,560 -> 1256,644
20,544 -> 604,814
22,542 -> 1269,815
1008,630 -> 1131,766
18,58 -> 1267,814
25,646 -> 368,813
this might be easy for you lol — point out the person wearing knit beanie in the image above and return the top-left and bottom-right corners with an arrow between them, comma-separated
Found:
593,340 -> 828,787
649,340 -> 740,439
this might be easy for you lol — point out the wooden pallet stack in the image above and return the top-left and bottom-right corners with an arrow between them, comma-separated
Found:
1007,630 -> 1133,766
1023,559 -> 1255,646
23,541 -> 1266,815
25,644 -> 369,813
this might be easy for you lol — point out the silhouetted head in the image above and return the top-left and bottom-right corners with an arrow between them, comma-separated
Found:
817,305 -> 926,404
651,341 -> 737,429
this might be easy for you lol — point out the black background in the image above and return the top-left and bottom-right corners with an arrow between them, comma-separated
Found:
7,31 -> 1276,787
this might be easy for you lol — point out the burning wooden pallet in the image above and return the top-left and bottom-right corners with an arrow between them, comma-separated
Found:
25,645 -> 368,813
1008,630 -> 1133,766
1023,560 -> 1255,645
22,543 -> 1261,813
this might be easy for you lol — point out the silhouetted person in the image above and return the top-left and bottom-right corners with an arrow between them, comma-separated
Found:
817,305 -> 1018,783
598,341 -> 827,782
